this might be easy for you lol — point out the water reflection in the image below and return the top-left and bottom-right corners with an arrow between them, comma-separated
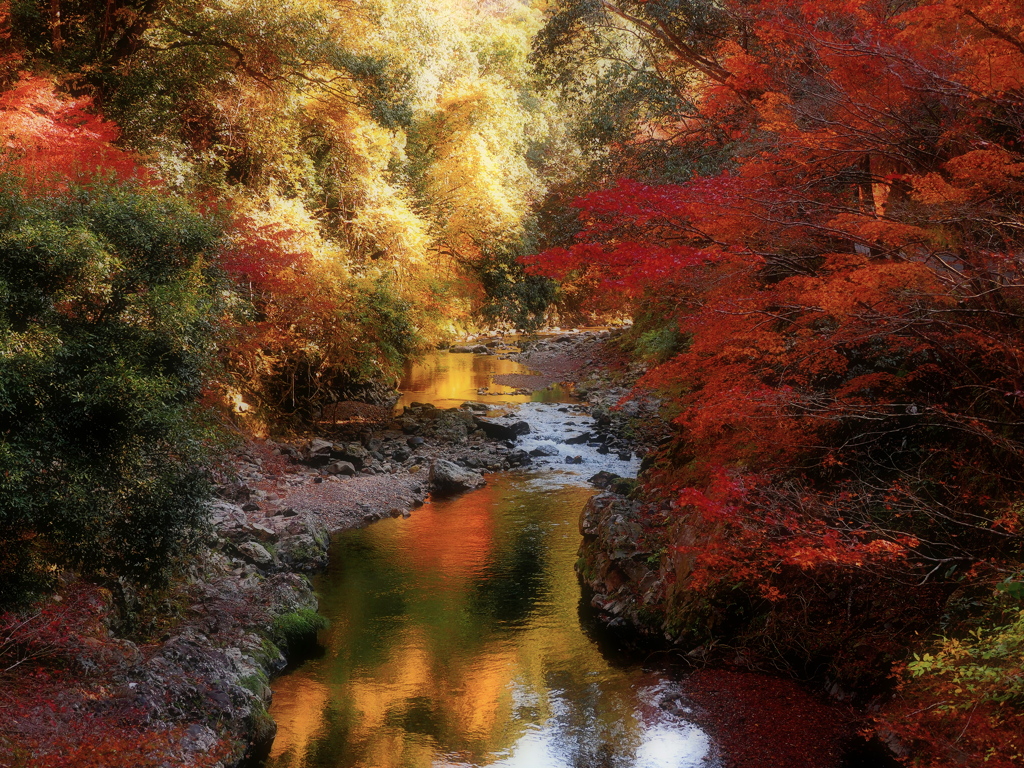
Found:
265,476 -> 717,768
395,350 -> 574,411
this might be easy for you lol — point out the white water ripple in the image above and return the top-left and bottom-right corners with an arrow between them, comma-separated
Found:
493,401 -> 642,488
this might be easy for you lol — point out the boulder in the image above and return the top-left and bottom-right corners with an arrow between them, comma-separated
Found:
307,438 -> 333,457
429,459 -> 485,494
474,417 -> 531,440
303,439 -> 334,467
209,501 -> 248,534
529,444 -> 560,457
507,449 -> 532,467
236,540 -> 275,568
331,442 -> 369,467
588,471 -> 622,490
398,416 -> 421,434
449,344 -> 490,354
325,460 -> 356,476
276,534 -> 329,571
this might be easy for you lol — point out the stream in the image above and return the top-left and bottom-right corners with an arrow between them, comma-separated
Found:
261,348 -> 867,768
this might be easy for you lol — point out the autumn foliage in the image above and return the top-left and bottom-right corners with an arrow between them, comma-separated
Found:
529,1 -> 1024,762
0,75 -> 148,191
0,584 -> 231,768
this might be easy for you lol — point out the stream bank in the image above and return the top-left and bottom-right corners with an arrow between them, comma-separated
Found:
1,329 -> 879,768
2,331 -> 611,767
258,331 -> 879,768
0,333 -> 594,768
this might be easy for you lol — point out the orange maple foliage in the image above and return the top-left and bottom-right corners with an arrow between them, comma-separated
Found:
0,75 -> 148,191
527,0 -> 1024,717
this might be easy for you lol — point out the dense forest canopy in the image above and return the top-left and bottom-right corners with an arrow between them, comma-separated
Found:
2,0 -> 1024,765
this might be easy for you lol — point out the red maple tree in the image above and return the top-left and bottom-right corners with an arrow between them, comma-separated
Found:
527,2 -> 1024,748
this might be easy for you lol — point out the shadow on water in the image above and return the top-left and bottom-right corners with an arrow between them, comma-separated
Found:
841,738 -> 903,768
575,589 -> 903,768
469,521 -> 549,627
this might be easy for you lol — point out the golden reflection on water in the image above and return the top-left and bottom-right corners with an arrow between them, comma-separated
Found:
267,676 -> 332,765
266,475 -> 706,768
394,350 -> 573,411
398,483 -> 498,584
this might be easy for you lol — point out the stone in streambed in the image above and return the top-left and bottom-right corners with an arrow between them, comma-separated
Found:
303,442 -> 334,467
429,459 -> 485,495
236,540 -> 275,568
506,449 -> 532,467
307,438 -> 333,457
474,417 -> 530,440
331,442 -> 369,468
325,460 -> 356,476
398,416 -> 421,434
530,445 -> 560,457
565,431 -> 592,445
588,471 -> 622,490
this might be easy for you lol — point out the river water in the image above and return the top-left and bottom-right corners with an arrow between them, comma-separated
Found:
262,349 -> 865,768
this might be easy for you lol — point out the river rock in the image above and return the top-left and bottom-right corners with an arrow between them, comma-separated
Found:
530,444 -> 560,457
398,416 -> 421,434
507,449 -> 532,467
182,724 -> 219,754
276,534 -> 329,571
209,500 -> 248,534
474,417 -> 531,440
236,540 -> 276,568
450,344 -> 490,354
301,438 -> 333,468
307,438 -> 333,458
331,442 -> 370,467
325,460 -> 356,476
577,493 -> 670,642
429,459 -> 485,494
588,471 -> 622,489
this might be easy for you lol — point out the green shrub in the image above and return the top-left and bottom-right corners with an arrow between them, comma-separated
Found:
0,178 -> 222,601
909,582 -> 1024,708
473,241 -> 557,331
271,609 -> 328,652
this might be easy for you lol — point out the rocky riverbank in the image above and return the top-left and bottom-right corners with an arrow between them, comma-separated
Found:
0,501 -> 332,768
1,329 -> 655,768
0,402 -> 564,768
